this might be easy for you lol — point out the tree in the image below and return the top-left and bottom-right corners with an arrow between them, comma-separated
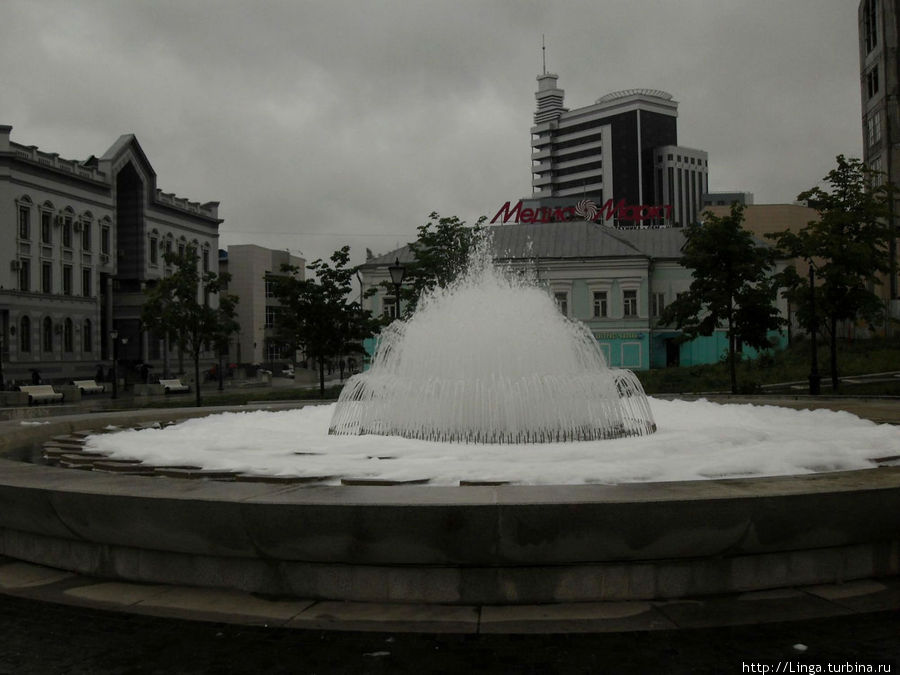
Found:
142,246 -> 239,407
391,212 -> 485,317
767,155 -> 894,392
270,246 -> 378,398
659,203 -> 783,394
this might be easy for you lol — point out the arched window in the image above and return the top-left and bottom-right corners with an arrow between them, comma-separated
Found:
63,318 -> 74,353
80,210 -> 93,252
17,195 -> 33,240
99,216 -> 112,257
61,206 -> 76,249
19,316 -> 31,353
149,229 -> 160,265
40,201 -> 54,244
83,319 -> 93,354
42,317 -> 53,353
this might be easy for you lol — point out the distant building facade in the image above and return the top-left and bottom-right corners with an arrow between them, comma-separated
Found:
702,191 -> 755,208
859,0 -> 900,315
0,125 -> 222,385
219,245 -> 305,367
530,73 -> 709,227
360,222 -> 787,371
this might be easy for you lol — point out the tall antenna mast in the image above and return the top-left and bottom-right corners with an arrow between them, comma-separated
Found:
542,34 -> 547,74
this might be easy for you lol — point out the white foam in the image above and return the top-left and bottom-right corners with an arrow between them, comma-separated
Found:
84,398 -> 900,485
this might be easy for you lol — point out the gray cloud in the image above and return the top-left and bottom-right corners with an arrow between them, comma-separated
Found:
1,0 -> 861,267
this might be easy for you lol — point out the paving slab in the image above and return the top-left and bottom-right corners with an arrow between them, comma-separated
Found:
655,588 -> 853,628
63,581 -> 176,607
479,601 -> 676,633
804,578 -> 900,613
289,601 -> 480,633
133,586 -> 314,626
0,561 -> 74,589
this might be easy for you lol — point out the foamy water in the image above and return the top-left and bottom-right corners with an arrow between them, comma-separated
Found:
84,398 -> 900,485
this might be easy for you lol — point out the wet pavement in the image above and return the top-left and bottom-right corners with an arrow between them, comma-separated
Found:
0,590 -> 896,674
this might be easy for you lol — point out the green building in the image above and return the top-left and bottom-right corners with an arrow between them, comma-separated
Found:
359,220 -> 787,370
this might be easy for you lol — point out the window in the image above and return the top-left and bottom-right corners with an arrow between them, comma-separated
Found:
202,248 -> 210,273
383,297 -> 398,319
178,242 -> 186,258
265,277 -> 276,298
82,267 -> 92,297
41,211 -> 52,244
19,316 -> 31,353
265,305 -> 279,328
81,221 -> 91,251
651,292 -> 666,316
18,258 -> 30,291
42,262 -> 52,294
83,319 -> 93,353
18,205 -> 30,240
62,265 -> 73,296
592,291 -> 608,318
865,0 -> 878,53
42,317 -> 53,353
149,236 -> 159,265
867,65 -> 880,99
62,216 -> 73,248
165,237 -> 173,259
63,318 -> 73,353
623,289 -> 638,317
100,225 -> 110,256
554,292 -> 568,316
867,113 -> 882,147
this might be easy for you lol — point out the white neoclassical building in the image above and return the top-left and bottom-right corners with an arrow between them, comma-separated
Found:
1,125 -> 222,385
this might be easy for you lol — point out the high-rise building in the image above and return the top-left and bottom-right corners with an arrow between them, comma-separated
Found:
530,72 -> 709,226
859,0 -> 899,309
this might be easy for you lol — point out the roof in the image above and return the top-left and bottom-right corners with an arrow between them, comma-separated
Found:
364,221 -> 687,267
596,89 -> 673,103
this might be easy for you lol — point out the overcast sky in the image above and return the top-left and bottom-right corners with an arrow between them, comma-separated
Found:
2,0 -> 862,267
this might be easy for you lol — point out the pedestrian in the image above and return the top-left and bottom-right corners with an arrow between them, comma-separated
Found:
31,369 -> 41,385
95,364 -> 105,383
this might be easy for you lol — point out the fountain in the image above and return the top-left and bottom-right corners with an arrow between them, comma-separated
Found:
0,233 -> 897,619
329,238 -> 656,443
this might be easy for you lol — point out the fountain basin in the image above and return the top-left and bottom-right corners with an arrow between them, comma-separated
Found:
0,406 -> 898,605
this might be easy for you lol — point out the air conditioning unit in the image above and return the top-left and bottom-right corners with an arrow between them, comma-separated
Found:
55,214 -> 64,226
10,260 -> 21,271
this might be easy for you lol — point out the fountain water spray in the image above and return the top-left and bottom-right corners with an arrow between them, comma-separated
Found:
329,235 -> 656,443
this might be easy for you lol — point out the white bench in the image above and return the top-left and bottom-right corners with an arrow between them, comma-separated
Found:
73,380 -> 105,394
159,378 -> 190,393
19,385 -> 64,405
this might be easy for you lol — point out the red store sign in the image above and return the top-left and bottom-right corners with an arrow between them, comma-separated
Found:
491,199 -> 673,224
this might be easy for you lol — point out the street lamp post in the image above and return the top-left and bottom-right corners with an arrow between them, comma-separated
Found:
388,258 -> 406,319
808,266 -> 821,396
110,330 -> 119,399
120,337 -> 129,392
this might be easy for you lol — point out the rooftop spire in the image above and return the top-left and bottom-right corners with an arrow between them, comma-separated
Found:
542,34 -> 547,74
